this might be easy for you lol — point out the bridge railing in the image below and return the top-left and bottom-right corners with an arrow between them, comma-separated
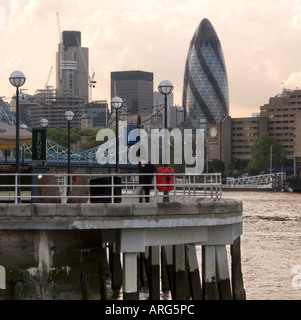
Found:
225,172 -> 286,189
0,172 -> 222,204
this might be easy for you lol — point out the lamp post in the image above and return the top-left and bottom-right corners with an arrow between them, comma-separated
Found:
65,111 -> 74,197
9,71 -> 26,203
40,118 -> 49,129
111,96 -> 123,173
40,118 -> 48,167
158,80 -> 174,203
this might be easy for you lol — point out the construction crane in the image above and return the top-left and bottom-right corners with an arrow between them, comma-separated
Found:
45,66 -> 54,89
90,69 -> 97,102
56,12 -> 64,86
56,12 -> 62,43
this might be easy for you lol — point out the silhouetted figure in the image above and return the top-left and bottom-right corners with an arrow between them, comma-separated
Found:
139,160 -> 156,203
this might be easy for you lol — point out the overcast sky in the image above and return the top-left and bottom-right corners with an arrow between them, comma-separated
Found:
1,0 -> 301,117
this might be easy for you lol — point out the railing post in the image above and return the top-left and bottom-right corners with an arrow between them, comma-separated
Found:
154,173 -> 157,203
204,174 -> 207,199
193,175 -> 196,201
111,175 -> 114,204
14,173 -> 18,204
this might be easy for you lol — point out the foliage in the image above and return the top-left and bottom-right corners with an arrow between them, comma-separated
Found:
227,161 -> 235,175
247,133 -> 286,176
46,127 -> 100,150
208,159 -> 225,173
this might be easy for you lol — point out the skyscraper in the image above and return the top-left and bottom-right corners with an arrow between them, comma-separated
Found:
183,18 -> 229,127
111,71 -> 154,115
56,31 -> 89,103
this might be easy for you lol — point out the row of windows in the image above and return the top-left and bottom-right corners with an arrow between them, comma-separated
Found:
232,145 -> 250,149
232,127 -> 258,131
233,133 -> 258,137
233,120 -> 258,124
270,132 -> 294,136
270,120 -> 294,124
263,107 -> 301,111
269,127 -> 295,130
233,152 -> 250,155
232,140 -> 255,143
269,114 -> 295,118
233,150 -> 294,156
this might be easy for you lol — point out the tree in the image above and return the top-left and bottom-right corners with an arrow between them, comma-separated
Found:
208,159 -> 225,173
46,127 -> 78,148
247,133 -> 286,176
227,161 -> 235,176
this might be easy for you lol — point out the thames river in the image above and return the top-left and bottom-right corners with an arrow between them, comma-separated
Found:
221,190 -> 301,300
114,190 -> 301,300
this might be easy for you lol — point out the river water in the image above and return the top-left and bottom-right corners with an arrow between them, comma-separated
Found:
221,190 -> 301,300
112,190 -> 301,300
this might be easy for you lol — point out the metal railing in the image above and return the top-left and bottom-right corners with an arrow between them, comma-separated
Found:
0,172 -> 222,204
225,172 -> 286,189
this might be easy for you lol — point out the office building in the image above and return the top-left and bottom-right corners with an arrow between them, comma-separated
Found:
85,100 -> 110,128
260,88 -> 301,176
28,88 -> 84,128
111,71 -> 154,116
183,18 -> 229,127
56,31 -> 89,103
208,88 -> 301,177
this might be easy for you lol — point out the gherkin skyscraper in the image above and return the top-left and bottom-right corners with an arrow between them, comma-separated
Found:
183,18 -> 229,127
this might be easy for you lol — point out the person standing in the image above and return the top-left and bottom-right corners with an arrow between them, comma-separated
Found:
138,159 -> 156,203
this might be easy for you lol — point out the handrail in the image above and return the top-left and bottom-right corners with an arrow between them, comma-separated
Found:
225,172 -> 286,189
0,172 -> 222,204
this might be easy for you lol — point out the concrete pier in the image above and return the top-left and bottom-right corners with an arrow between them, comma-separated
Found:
0,198 -> 243,300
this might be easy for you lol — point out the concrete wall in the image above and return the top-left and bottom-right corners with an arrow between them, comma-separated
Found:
0,199 -> 242,300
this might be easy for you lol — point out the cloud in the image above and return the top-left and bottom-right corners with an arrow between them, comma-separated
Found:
284,70 -> 301,89
0,57 -> 22,71
1,0 -> 301,118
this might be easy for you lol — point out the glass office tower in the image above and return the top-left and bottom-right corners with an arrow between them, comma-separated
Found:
111,71 -> 154,115
183,18 -> 229,127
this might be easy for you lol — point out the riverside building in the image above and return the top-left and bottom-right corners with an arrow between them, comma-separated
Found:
207,88 -> 301,177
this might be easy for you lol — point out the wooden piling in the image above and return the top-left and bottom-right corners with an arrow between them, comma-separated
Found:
231,237 -> 246,300
0,265 -> 5,290
202,246 -> 219,300
138,253 -> 145,288
99,243 -> 108,300
215,245 -> 232,300
123,253 -> 138,300
149,246 -> 160,300
80,272 -> 90,300
143,247 -> 150,286
162,246 -> 174,298
185,244 -> 202,300
110,243 -> 122,291
173,245 -> 186,300
161,248 -> 169,291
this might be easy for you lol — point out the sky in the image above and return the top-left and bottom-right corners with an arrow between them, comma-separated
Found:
1,0 -> 301,118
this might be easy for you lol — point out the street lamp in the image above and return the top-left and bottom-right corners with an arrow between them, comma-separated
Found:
65,111 -> 74,196
9,71 -> 26,203
40,118 -> 49,129
40,118 -> 48,167
111,96 -> 123,173
158,80 -> 174,202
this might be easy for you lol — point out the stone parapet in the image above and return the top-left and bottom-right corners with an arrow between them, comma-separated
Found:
0,199 -> 242,218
